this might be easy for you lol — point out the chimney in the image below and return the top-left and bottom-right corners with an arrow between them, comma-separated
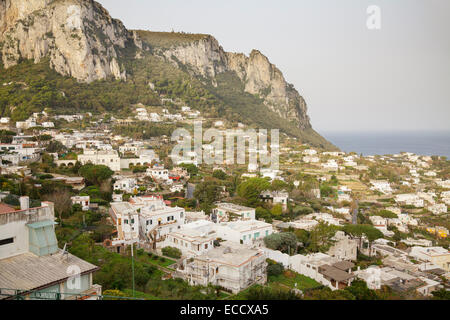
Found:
20,196 -> 30,210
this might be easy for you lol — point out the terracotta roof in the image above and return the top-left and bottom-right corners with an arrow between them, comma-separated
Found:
0,203 -> 15,215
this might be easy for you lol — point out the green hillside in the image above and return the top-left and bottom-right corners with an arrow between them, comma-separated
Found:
0,47 -> 334,149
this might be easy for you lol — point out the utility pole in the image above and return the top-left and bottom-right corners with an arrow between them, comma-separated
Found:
128,212 -> 136,298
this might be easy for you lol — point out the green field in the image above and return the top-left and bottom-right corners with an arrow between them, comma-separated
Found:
268,271 -> 321,290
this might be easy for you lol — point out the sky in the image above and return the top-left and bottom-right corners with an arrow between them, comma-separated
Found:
97,0 -> 450,133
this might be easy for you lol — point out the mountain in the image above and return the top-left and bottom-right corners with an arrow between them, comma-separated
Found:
0,0 -> 336,150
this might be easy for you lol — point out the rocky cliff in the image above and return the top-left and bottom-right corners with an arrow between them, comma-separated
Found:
0,0 -> 331,147
0,0 -> 135,82
158,36 -> 311,129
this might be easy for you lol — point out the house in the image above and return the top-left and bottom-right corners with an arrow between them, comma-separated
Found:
170,184 -> 184,193
289,253 -> 355,290
327,231 -> 358,261
177,241 -> 267,293
109,202 -> 140,244
305,213 -> 344,227
409,247 -> 450,272
395,194 -> 424,208
355,266 -> 438,296
130,196 -> 185,247
113,177 -> 138,194
77,150 -> 121,171
427,203 -> 447,215
0,197 -> 101,300
260,190 -> 289,211
146,165 -> 170,182
303,156 -> 320,163
71,195 -> 90,211
370,180 -> 393,194
402,238 -> 433,247
185,211 -> 209,223
212,203 -> 255,223
215,220 -> 273,245
322,160 -> 339,171
165,220 -> 216,257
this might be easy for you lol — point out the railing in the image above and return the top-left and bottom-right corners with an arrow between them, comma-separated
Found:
0,287 -> 144,300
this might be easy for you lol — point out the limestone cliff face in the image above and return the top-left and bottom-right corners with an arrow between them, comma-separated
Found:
161,35 -> 228,79
162,37 -> 311,129
0,0 -> 313,131
0,0 -> 133,82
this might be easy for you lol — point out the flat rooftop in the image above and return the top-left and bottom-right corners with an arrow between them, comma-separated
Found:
215,203 -> 254,213
221,220 -> 271,232
195,241 -> 263,267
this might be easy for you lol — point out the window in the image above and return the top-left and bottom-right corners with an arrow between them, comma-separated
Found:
0,237 -> 14,246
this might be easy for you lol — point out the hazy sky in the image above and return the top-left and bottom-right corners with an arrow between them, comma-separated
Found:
97,0 -> 450,133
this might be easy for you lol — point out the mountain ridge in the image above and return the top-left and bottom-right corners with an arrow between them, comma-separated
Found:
0,0 -> 336,150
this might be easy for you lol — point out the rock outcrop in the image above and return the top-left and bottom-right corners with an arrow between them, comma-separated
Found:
0,0 -> 321,137
162,38 -> 312,129
0,0 -> 133,82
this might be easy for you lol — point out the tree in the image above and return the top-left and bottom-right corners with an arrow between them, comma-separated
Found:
344,280 -> 379,300
320,184 -> 335,198
271,179 -> 288,191
180,163 -> 198,176
292,205 -> 313,217
194,178 -> 221,206
342,224 -> 383,257
270,204 -> 283,217
267,262 -> 284,277
212,169 -> 227,180
162,246 -> 182,259
237,177 -> 271,206
43,188 -> 73,224
264,232 -> 297,254
308,222 -> 338,253
79,164 -> 114,186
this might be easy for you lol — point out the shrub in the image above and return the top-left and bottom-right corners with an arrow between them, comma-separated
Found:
267,262 -> 284,277
162,246 -> 182,259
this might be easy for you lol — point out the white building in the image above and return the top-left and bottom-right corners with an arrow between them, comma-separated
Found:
215,220 -> 273,245
113,178 -> 138,194
322,160 -> 339,171
165,221 -> 216,257
370,180 -> 393,194
395,194 -> 424,208
146,165 -> 170,181
130,196 -> 185,245
78,150 -> 121,171
427,203 -> 447,215
71,195 -> 90,211
109,202 -> 140,244
178,241 -> 267,293
289,253 -> 355,291
212,203 -> 255,223
327,231 -> 358,261
409,247 -> 450,272
0,197 -> 101,300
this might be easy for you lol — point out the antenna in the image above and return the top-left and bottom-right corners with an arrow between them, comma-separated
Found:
60,243 -> 69,261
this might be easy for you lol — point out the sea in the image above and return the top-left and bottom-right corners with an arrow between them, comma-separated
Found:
320,131 -> 450,158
